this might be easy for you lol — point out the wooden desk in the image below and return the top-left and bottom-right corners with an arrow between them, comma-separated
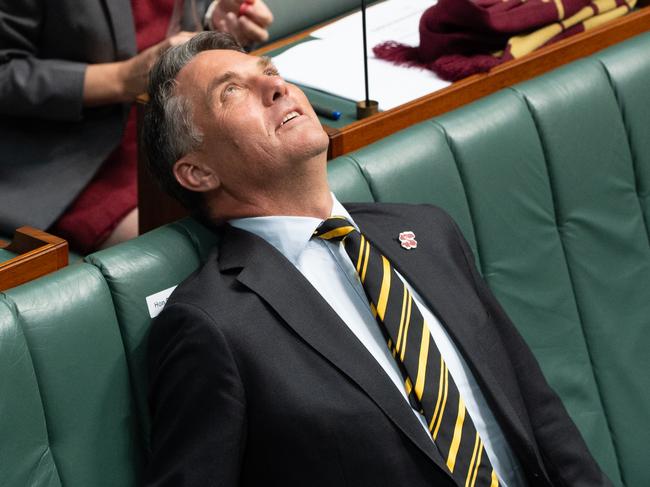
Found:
0,227 -> 68,291
138,5 -> 650,232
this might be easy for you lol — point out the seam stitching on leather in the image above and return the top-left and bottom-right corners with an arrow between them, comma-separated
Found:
78,261 -> 150,457
591,57 -> 643,487
595,58 -> 650,249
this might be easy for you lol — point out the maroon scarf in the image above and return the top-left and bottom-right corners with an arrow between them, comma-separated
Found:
374,0 -> 635,81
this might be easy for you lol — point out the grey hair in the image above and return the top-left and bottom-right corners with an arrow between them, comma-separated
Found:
143,31 -> 245,211
165,90 -> 203,161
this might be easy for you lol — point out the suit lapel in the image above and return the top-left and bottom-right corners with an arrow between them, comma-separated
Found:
350,207 -> 539,462
218,225 -> 451,474
101,0 -> 136,59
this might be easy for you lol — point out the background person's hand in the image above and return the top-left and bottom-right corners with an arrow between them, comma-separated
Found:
211,0 -> 273,46
83,31 -> 197,106
118,31 -> 197,100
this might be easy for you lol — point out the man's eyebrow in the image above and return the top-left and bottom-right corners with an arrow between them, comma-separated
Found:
257,56 -> 276,71
204,57 -> 279,106
205,71 -> 237,106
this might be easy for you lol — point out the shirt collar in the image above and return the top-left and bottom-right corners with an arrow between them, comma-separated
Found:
228,194 -> 356,265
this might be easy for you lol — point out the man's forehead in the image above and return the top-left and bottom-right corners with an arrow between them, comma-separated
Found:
176,50 -> 275,103
178,50 -> 266,85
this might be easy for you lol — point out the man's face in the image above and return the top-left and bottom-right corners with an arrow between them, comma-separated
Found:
175,49 -> 329,195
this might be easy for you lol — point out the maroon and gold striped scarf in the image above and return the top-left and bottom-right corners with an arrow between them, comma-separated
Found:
374,0 -> 636,81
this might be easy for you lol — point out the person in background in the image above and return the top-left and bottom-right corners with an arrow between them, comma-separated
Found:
0,0 -> 272,254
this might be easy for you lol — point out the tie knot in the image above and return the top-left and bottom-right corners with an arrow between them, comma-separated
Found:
313,216 -> 357,242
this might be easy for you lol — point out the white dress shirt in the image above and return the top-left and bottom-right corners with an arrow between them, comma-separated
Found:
230,196 -> 526,486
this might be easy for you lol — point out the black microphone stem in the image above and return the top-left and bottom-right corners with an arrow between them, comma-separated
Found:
361,0 -> 370,105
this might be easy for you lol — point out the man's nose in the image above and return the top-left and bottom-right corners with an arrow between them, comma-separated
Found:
260,74 -> 288,105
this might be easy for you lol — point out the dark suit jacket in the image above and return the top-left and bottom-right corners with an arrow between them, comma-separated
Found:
0,0 -> 208,234
0,0 -> 134,233
146,203 -> 611,487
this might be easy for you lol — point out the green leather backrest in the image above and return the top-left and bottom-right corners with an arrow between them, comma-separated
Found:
0,296 -> 61,487
589,39 -> 650,484
2,265 -> 140,487
85,218 -> 219,454
513,50 -> 650,487
437,86 -> 629,483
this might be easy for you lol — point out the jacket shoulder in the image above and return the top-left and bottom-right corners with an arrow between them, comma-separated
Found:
344,201 -> 454,223
344,202 -> 459,239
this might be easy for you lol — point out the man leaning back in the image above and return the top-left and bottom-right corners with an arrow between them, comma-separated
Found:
142,31 -> 612,487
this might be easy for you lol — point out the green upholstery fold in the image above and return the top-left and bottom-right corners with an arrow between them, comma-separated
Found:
4,265 -> 139,487
595,33 -> 650,240
327,156 -> 375,203
0,297 -> 62,487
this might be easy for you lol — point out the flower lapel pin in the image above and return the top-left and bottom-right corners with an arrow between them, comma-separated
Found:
398,231 -> 417,250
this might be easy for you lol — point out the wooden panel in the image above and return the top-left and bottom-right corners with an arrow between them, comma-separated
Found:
0,227 -> 68,291
136,99 -> 189,234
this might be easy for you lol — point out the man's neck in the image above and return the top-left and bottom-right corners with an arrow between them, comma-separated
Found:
207,165 -> 333,221
231,190 -> 333,220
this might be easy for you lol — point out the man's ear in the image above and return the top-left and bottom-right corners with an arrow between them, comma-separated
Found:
173,154 -> 220,193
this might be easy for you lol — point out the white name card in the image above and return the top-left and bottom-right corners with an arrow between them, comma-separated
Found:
146,285 -> 178,318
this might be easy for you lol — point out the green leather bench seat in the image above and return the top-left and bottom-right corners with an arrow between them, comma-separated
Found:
2,31 -> 649,487
511,51 -> 650,487
0,296 -> 61,486
85,218 -> 218,454
1,266 -> 140,486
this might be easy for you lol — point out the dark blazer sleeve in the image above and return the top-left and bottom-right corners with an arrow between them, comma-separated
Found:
449,219 -> 612,487
0,0 -> 87,121
146,302 -> 246,487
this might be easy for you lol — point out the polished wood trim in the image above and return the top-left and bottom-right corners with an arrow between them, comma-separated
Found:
326,7 -> 650,157
0,227 -> 68,291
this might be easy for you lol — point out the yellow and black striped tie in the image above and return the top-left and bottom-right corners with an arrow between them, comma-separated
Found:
314,217 -> 499,487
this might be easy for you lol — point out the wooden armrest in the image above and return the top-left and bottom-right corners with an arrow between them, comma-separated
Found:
0,227 -> 69,291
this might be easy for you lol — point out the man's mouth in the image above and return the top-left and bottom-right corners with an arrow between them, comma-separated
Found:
280,111 -> 300,127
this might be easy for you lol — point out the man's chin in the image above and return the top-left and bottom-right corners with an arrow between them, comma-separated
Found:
305,140 -> 330,161
289,129 -> 329,161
